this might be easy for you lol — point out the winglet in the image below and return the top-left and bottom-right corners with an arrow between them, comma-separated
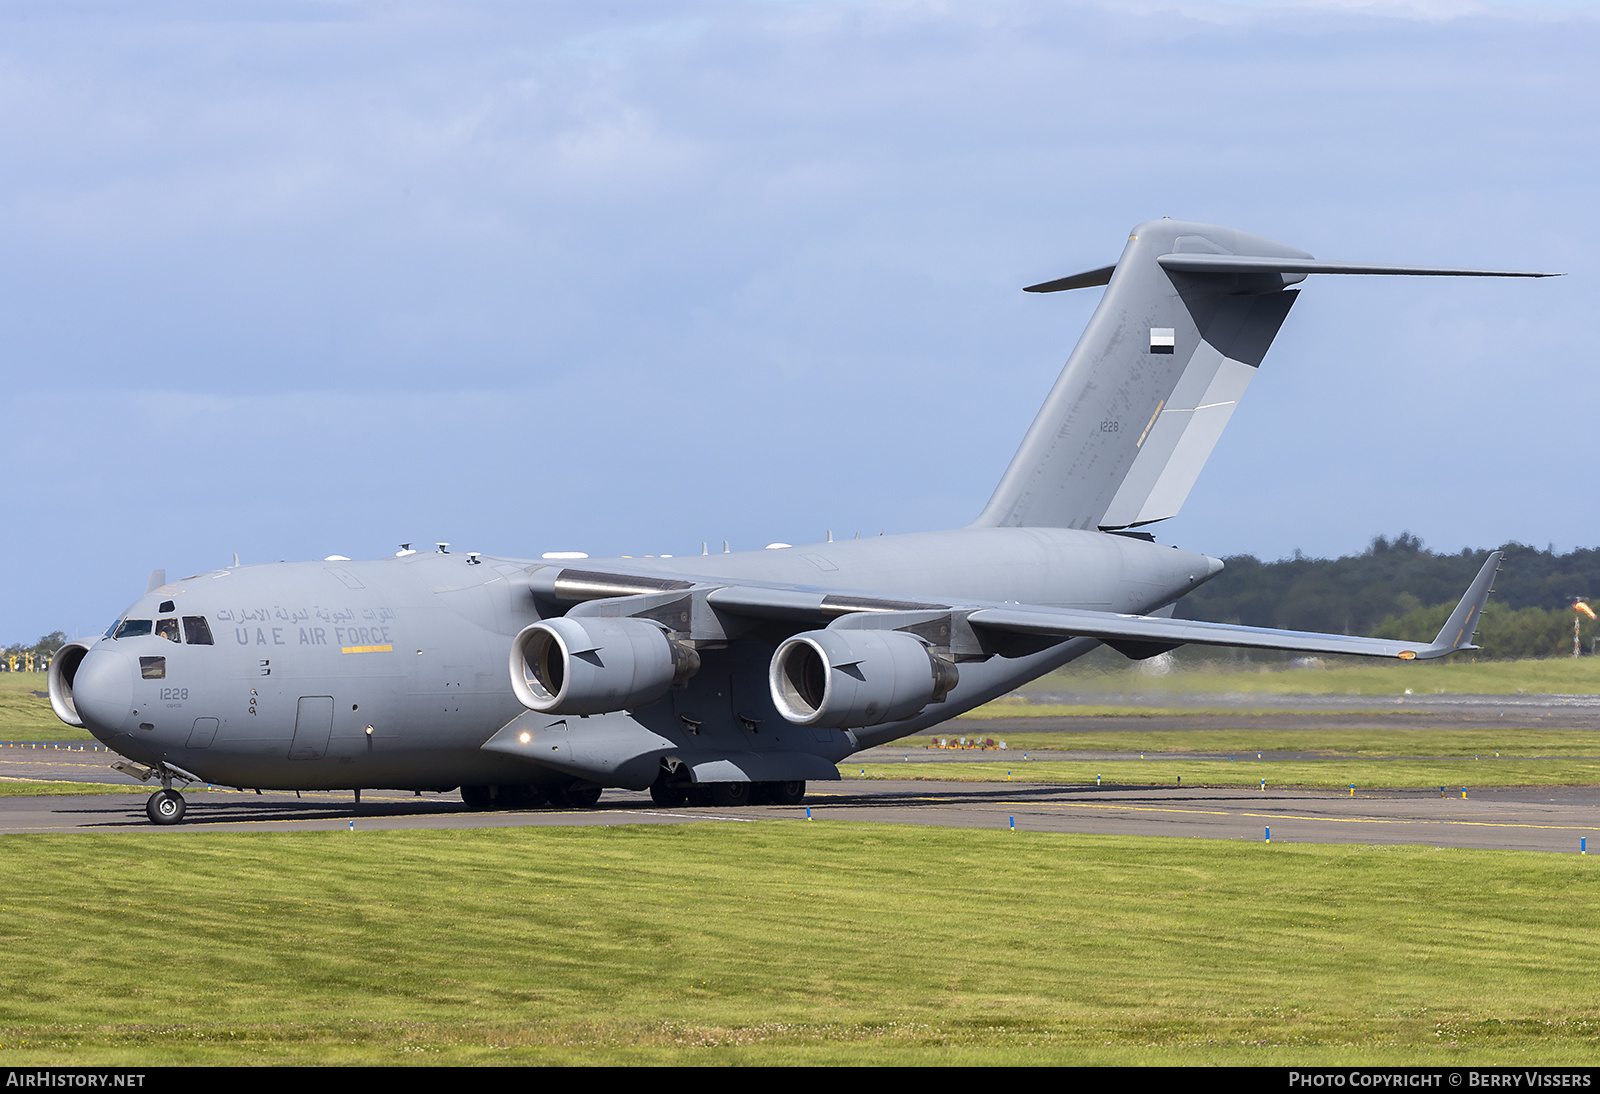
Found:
1414,551 -> 1503,659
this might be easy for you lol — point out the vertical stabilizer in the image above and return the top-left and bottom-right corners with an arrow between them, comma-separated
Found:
974,219 -> 1308,530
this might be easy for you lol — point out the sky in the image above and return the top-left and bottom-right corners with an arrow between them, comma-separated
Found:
1,0 -> 1596,641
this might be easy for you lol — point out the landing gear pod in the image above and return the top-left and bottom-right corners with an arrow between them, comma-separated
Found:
769,629 -> 957,729
509,617 -> 700,716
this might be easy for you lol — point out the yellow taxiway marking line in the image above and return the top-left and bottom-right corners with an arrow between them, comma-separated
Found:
616,810 -> 758,822
0,774 -> 142,780
0,761 -> 133,772
813,790 -> 1600,834
971,797 -> 1600,833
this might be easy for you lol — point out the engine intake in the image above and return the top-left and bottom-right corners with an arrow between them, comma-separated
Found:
47,640 -> 93,728
510,617 -> 700,716
769,629 -> 957,729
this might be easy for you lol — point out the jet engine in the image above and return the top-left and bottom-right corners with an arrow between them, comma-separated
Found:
509,617 -> 700,716
768,629 -> 958,729
47,639 -> 94,728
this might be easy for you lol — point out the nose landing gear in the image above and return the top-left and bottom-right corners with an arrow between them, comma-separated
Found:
146,788 -> 187,825
113,759 -> 201,825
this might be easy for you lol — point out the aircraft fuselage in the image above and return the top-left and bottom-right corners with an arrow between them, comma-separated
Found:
57,527 -> 1216,794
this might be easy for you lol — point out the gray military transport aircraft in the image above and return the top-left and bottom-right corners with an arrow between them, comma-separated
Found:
49,219 -> 1552,824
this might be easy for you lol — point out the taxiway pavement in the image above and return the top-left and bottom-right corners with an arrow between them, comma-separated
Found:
2,779 -> 1595,853
5,708 -> 1596,850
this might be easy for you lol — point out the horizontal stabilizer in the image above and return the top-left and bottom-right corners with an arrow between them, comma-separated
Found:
966,551 -> 1504,661
1023,265 -> 1116,293
1157,253 -> 1559,279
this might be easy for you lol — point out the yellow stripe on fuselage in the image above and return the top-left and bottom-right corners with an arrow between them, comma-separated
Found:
341,644 -> 393,654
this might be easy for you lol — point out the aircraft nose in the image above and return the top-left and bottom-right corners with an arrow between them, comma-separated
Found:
72,645 -> 135,733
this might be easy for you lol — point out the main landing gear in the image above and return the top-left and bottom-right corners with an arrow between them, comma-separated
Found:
763,780 -> 808,806
458,783 -> 604,810
146,788 -> 186,825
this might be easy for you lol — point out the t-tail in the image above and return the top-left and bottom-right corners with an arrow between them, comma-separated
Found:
973,219 -> 1555,532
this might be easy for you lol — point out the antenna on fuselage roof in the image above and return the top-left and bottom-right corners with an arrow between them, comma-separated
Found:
231,553 -> 240,568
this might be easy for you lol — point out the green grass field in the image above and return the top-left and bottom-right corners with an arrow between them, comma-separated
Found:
4,661 -> 1599,1064
914,728 -> 1600,756
847,758 -> 1600,789
1006,655 -> 1600,699
0,779 -> 146,796
0,673 -> 94,740
866,726 -> 1600,789
0,824 -> 1596,1065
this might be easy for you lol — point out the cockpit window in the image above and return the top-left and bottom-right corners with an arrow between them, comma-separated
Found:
103,619 -> 121,640
114,620 -> 153,640
155,618 -> 180,643
139,656 -> 166,680
183,617 -> 214,646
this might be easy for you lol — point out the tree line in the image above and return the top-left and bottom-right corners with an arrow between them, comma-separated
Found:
1175,534 -> 1600,660
3,632 -> 66,669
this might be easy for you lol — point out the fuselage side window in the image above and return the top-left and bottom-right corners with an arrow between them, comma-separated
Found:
155,618 -> 180,643
114,620 -> 153,640
183,617 -> 215,646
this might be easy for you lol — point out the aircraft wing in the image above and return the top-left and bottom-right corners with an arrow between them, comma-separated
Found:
968,551 -> 1500,660
694,552 -> 1503,662
532,553 -> 1501,662
969,554 -> 1496,661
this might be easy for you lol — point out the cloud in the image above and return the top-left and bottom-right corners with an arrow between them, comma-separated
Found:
0,0 -> 1594,635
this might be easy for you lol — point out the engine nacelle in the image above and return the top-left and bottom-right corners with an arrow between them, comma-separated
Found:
510,616 -> 700,716
47,639 -> 94,728
768,629 -> 957,729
